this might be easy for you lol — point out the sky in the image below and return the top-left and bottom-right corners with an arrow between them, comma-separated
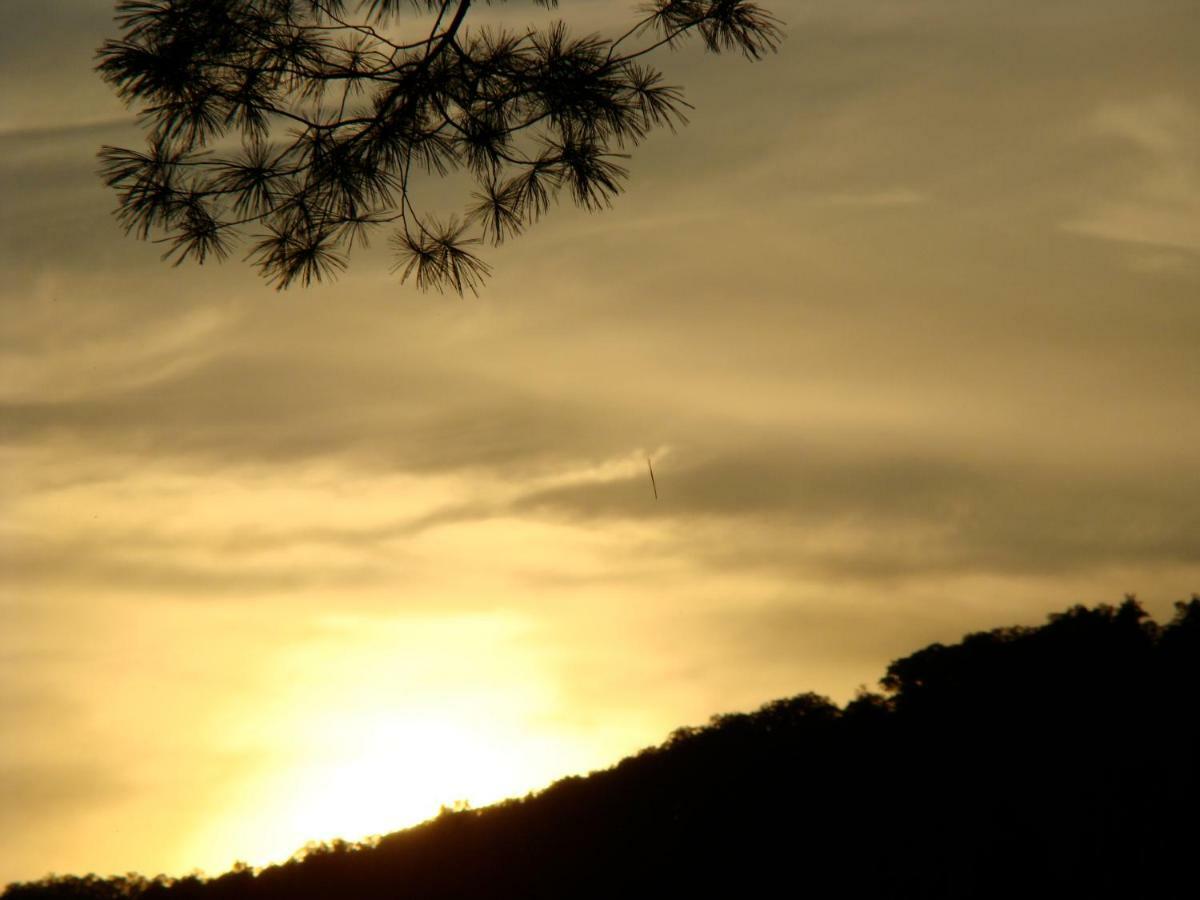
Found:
2,0 -> 1199,886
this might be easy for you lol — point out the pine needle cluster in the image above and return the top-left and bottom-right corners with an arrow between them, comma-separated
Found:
96,0 -> 782,293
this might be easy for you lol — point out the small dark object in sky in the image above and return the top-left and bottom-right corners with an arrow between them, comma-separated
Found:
647,456 -> 658,500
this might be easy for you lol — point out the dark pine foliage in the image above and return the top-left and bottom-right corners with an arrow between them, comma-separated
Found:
95,0 -> 783,293
7,596 -> 1199,899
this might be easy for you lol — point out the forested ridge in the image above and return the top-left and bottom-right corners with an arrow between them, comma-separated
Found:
8,596 -> 1199,899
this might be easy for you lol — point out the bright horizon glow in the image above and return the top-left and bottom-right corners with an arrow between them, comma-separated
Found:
186,711 -> 592,872
167,609 -> 652,877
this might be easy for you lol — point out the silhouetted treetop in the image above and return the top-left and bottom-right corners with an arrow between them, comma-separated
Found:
880,597 -> 1164,721
95,0 -> 782,292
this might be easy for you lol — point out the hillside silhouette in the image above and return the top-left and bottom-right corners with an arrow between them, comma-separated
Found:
7,596 -> 1198,899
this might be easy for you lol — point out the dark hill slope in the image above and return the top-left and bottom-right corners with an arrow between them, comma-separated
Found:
7,597 -> 1199,900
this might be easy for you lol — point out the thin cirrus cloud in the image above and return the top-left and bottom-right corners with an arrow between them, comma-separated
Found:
822,187 -> 928,207
1063,96 -> 1200,255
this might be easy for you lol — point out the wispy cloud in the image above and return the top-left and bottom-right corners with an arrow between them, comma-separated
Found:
823,187 -> 928,207
1064,96 -> 1200,252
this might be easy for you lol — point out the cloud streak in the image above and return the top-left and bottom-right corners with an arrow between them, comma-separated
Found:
1065,96 -> 1200,253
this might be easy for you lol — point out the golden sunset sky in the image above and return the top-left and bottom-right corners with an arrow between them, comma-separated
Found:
2,0 -> 1198,886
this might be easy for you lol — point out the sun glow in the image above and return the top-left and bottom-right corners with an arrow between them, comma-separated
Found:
184,702 -> 592,873
173,612 -> 613,875
274,712 -> 550,848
